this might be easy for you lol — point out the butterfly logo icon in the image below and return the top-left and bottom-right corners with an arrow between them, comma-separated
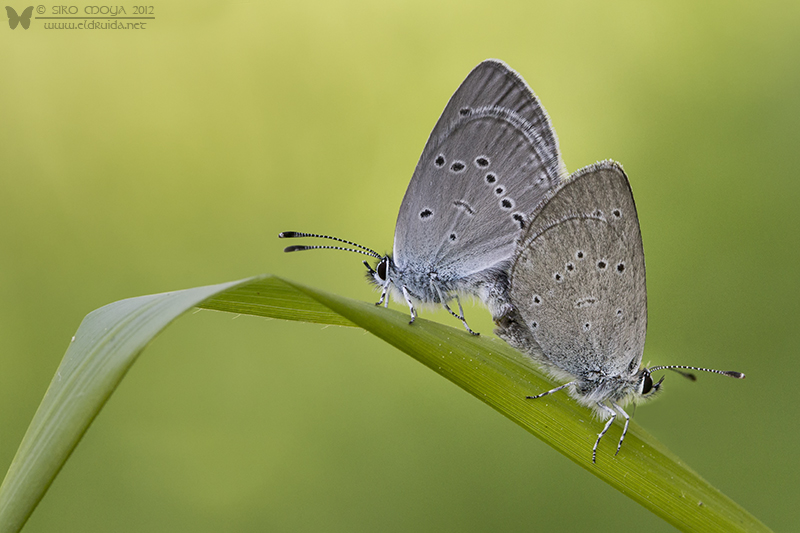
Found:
6,6 -> 33,29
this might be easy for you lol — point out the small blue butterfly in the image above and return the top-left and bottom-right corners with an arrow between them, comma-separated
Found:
280,60 -> 565,335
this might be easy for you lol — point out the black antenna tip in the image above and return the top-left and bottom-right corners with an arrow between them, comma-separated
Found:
279,231 -> 300,238
283,245 -> 308,253
725,371 -> 746,379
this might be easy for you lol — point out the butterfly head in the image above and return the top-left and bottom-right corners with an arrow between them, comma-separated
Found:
636,369 -> 666,400
363,255 -> 394,290
280,230 -> 395,287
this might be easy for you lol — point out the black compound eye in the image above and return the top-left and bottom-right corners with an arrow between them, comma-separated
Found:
641,373 -> 653,395
377,258 -> 388,281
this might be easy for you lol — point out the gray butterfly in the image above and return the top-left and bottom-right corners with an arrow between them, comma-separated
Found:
495,160 -> 744,462
281,59 -> 565,334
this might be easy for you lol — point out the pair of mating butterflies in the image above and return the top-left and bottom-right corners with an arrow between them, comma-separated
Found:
281,60 -> 743,462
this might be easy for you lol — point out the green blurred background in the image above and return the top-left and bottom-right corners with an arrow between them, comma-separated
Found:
1,0 -> 798,531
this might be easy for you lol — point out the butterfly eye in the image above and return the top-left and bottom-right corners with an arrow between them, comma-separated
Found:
377,258 -> 388,281
641,373 -> 653,395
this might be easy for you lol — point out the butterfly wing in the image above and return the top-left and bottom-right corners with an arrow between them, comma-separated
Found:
506,161 -> 646,380
393,60 -> 565,286
20,6 -> 33,29
6,6 -> 19,29
424,59 -> 562,173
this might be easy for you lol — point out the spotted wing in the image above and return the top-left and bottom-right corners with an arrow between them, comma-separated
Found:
393,60 -> 565,280
508,161 -> 647,379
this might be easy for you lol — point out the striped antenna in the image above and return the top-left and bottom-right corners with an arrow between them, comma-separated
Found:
278,231 -> 382,260
647,364 -> 745,381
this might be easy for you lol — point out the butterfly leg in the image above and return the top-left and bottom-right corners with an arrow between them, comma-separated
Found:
453,295 -> 479,336
401,286 -> 417,325
526,381 -> 574,400
594,403 -> 617,464
612,402 -> 631,457
432,283 -> 478,335
375,285 -> 389,308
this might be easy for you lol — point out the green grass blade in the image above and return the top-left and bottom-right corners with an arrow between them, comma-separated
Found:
281,279 -> 770,533
199,275 -> 355,326
0,275 -> 769,533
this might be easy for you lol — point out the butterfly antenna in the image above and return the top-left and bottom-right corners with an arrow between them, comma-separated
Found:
647,364 -> 745,381
278,231 -> 382,259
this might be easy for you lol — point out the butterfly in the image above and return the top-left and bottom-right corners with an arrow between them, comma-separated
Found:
6,6 -> 33,30
281,59 -> 566,334
495,160 -> 744,462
